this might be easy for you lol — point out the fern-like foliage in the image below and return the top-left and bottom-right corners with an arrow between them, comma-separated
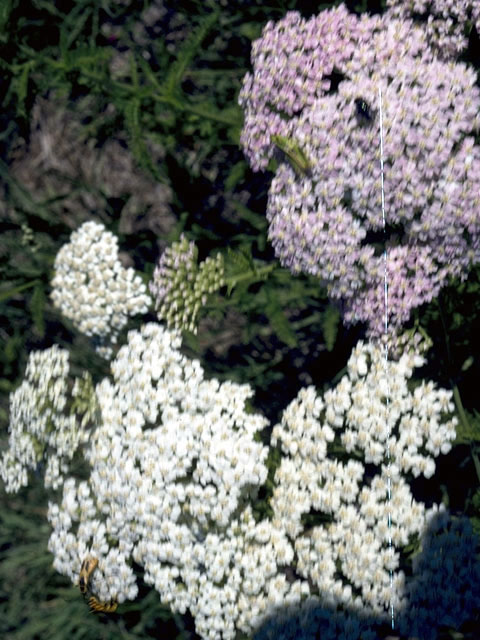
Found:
162,10 -> 220,100
263,288 -> 298,348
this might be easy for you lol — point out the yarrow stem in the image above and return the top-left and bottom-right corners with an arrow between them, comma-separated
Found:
0,279 -> 40,302
223,263 -> 276,288
452,384 -> 470,437
379,86 -> 394,630
437,296 -> 478,484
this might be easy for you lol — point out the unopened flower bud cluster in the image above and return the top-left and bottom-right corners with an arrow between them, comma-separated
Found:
270,339 -> 457,619
51,221 -> 151,354
0,346 -> 89,492
239,6 -> 480,337
149,234 -> 225,333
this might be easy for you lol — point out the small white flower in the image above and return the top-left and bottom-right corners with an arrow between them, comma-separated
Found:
51,221 -> 151,357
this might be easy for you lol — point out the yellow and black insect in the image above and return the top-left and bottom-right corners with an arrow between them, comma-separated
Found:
79,555 -> 118,614
271,134 -> 313,178
79,556 -> 98,595
88,596 -> 118,613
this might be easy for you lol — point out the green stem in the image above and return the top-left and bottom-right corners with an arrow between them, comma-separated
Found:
437,295 -> 480,483
180,102 -> 242,127
437,295 -> 452,364
0,279 -> 40,303
223,263 -> 276,288
471,446 -> 480,486
452,384 -> 480,485
93,69 -> 242,126
452,384 -> 471,435
148,90 -> 242,126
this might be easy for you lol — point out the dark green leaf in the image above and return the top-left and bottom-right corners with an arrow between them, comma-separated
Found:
264,290 -> 297,348
322,305 -> 340,351
29,281 -> 46,337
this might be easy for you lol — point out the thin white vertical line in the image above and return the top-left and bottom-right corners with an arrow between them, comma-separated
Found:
378,86 -> 394,630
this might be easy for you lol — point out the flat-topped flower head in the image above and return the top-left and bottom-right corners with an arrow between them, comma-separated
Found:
47,323 -> 284,639
240,5 -> 480,338
386,0 -> 480,59
11,326 -> 466,638
51,221 -> 151,356
271,337 -> 457,617
0,346 -> 91,492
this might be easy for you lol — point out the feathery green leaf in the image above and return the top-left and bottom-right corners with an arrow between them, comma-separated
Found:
162,11 -> 219,98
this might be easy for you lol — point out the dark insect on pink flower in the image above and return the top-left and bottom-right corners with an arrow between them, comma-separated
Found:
354,98 -> 375,126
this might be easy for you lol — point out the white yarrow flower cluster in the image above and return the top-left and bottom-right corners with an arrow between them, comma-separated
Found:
48,478 -> 138,605
47,323 -> 300,640
254,512 -> 480,640
0,346 -> 89,492
51,221 -> 151,356
270,340 -> 457,618
2,323 -> 466,639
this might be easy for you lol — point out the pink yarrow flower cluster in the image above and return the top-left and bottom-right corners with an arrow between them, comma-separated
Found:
386,0 -> 480,59
239,6 -> 480,338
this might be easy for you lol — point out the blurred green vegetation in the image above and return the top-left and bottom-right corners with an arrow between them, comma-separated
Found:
1,0 -> 480,638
